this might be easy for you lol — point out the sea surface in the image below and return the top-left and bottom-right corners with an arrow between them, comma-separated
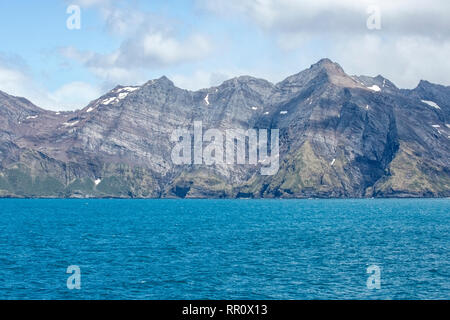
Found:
0,199 -> 448,300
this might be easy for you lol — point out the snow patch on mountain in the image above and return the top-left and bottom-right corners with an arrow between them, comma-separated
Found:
63,121 -> 79,127
102,97 -> 117,105
367,85 -> 381,92
118,92 -> 128,99
421,100 -> 441,109
118,87 -> 139,93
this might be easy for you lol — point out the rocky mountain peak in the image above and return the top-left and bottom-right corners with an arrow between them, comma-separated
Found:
416,79 -> 448,90
310,58 -> 345,75
276,58 -> 363,94
0,90 -> 43,114
220,76 -> 271,88
353,75 -> 398,94
155,76 -> 175,87
417,79 -> 432,88
140,76 -> 175,90
313,59 -> 363,88
411,79 -> 450,99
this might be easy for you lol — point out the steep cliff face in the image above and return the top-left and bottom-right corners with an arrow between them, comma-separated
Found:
0,59 -> 449,198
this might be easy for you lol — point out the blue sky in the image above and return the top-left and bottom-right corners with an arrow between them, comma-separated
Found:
1,0 -> 449,110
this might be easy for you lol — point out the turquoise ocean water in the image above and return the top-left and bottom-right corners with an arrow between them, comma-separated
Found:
0,199 -> 448,299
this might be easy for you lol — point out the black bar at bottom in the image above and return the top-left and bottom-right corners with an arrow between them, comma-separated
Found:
0,300 -> 448,318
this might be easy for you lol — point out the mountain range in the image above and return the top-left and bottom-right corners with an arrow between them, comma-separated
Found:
0,58 -> 449,198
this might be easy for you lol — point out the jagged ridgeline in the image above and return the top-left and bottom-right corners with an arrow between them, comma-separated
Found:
0,59 -> 449,198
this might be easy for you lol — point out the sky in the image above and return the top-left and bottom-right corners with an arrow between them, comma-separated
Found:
0,0 -> 449,111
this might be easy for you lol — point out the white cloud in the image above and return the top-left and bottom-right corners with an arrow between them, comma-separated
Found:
2,2 -> 215,110
62,29 -> 212,86
198,0 -> 450,37
0,54 -> 101,111
198,0 -> 450,87
171,71 -> 214,91
0,55 -> 53,108
170,68 -> 288,91
5,0 -> 450,111
49,81 -> 103,110
64,1 -> 213,87
74,0 -> 112,8
333,35 -> 450,88
171,70 -> 244,90
140,33 -> 211,65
